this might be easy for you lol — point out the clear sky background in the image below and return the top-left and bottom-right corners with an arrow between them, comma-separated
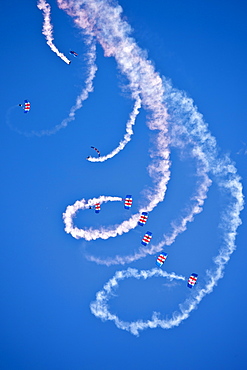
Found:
1,0 -> 247,369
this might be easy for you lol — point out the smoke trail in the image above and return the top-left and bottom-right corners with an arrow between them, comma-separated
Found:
37,0 -> 71,64
86,171 -> 211,265
33,38 -> 97,136
87,94 -> 142,162
7,38 -> 97,137
57,0 -> 244,335
62,195 -> 138,241
56,0 -> 169,133
88,79 -> 244,334
61,0 -> 172,240
88,82 -> 244,334
86,92 -> 214,265
63,147 -> 171,240
90,268 -> 186,336
91,165 -> 243,337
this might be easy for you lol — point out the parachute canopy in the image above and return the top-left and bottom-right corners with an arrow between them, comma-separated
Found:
19,100 -> 30,113
156,253 -> 168,267
91,146 -> 100,157
95,203 -> 101,213
70,50 -> 78,57
187,273 -> 198,288
124,195 -> 132,209
141,231 -> 152,246
138,212 -> 148,226
24,100 -> 31,113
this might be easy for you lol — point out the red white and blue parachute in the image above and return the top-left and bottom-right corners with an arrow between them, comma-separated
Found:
124,195 -> 132,209
141,231 -> 152,246
187,273 -> 198,288
19,100 -> 30,113
156,253 -> 168,267
95,203 -> 101,213
69,50 -> 78,57
138,212 -> 148,226
91,146 -> 100,157
24,100 -> 31,113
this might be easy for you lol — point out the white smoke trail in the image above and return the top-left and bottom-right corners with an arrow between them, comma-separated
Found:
91,168 -> 243,337
13,0 -> 141,140
86,171 -> 211,265
86,94 -> 214,265
37,0 -> 71,64
9,38 -> 98,137
60,0 -> 172,240
88,83 -> 244,334
56,0 -> 244,335
63,147 -> 171,240
62,195 -> 140,241
56,0 -> 169,133
87,94 -> 142,162
33,38 -> 97,136
90,268 -> 186,336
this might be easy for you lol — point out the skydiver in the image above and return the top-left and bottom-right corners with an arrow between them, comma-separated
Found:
70,51 -> 78,57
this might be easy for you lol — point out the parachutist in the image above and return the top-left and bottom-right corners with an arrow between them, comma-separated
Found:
70,51 -> 78,57
90,146 -> 100,157
187,273 -> 198,288
95,203 -> 101,213
156,253 -> 168,267
141,231 -> 152,246
124,195 -> 132,209
138,212 -> 148,226
19,100 -> 30,113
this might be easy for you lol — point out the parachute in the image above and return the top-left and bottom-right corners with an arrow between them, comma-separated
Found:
187,273 -> 198,288
91,146 -> 100,157
95,203 -> 101,213
19,100 -> 30,113
141,231 -> 152,246
138,212 -> 148,226
156,253 -> 168,267
69,50 -> 78,57
24,100 -> 31,113
124,195 -> 132,210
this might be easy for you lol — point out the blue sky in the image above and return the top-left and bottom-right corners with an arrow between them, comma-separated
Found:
1,0 -> 247,369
